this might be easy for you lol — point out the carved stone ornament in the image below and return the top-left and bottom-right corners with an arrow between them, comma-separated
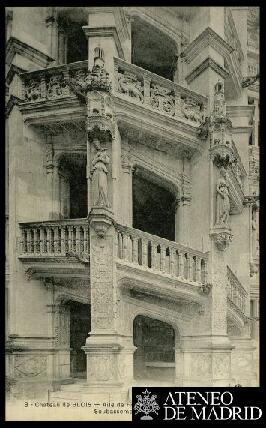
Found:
91,148 -> 111,208
197,116 -> 210,139
89,207 -> 114,238
215,167 -> 231,227
117,71 -> 144,102
211,226 -> 233,251
199,282 -> 212,295
69,48 -> 111,103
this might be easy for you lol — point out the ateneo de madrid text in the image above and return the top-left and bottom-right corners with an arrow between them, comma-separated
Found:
5,6 -> 260,402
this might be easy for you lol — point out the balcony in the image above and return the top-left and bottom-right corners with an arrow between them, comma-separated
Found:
113,57 -> 207,127
19,57 -> 207,140
18,218 -> 89,279
227,266 -> 248,325
18,219 -> 210,302
116,224 -> 209,303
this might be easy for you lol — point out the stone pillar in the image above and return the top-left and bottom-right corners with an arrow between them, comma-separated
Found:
46,157 -> 61,220
176,154 -> 191,245
82,52 -> 134,395
230,336 -> 258,386
83,8 -> 122,81
121,154 -> 133,227
45,7 -> 58,63
83,211 -> 134,396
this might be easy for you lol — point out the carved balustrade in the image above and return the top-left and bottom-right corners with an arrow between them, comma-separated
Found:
21,61 -> 88,103
227,266 -> 247,316
19,219 -> 89,258
114,57 -> 207,126
20,57 -> 207,129
116,224 -> 208,286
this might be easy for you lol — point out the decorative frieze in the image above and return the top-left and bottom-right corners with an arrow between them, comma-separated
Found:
114,57 -> 206,126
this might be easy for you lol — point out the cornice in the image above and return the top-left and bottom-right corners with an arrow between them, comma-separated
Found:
5,95 -> 22,118
183,27 -> 243,97
6,37 -> 54,69
226,105 -> 255,118
182,27 -> 234,64
6,64 -> 25,86
126,7 -> 182,45
231,126 -> 253,135
82,26 -> 125,60
186,57 -> 229,84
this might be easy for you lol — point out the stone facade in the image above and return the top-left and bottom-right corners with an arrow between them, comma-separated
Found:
6,6 -> 259,403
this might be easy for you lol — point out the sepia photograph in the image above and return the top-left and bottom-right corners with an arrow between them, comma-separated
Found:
5,5 -> 260,421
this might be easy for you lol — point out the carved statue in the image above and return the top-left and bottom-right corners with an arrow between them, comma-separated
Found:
216,168 -> 230,226
91,148 -> 110,208
117,72 -> 144,102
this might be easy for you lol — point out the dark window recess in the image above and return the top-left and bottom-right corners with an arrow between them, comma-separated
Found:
133,173 -> 175,241
70,302 -> 91,378
66,21 -> 88,64
69,162 -> 87,218
133,315 -> 175,381
131,17 -> 177,81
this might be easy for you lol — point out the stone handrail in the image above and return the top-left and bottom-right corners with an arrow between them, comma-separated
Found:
227,266 -> 247,315
19,218 -> 89,257
116,224 -> 208,285
114,57 -> 207,126
20,61 -> 88,103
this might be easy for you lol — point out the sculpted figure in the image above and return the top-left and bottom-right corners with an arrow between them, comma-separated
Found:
91,148 -> 110,208
118,72 -> 143,102
25,80 -> 41,101
216,168 -> 230,226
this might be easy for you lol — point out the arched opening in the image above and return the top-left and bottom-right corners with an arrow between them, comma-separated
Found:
133,315 -> 175,382
133,170 -> 176,241
59,153 -> 87,219
131,16 -> 177,81
69,301 -> 91,378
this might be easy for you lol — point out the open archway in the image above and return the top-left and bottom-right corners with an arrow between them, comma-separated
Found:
133,315 -> 176,382
131,16 -> 177,81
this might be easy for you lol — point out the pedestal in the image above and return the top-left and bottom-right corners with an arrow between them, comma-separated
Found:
180,335 -> 233,387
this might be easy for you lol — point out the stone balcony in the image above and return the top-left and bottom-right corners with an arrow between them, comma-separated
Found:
227,266 -> 248,326
17,58 -> 208,153
18,219 -> 210,303
115,224 -> 210,304
113,57 -> 207,127
18,218 -> 89,279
